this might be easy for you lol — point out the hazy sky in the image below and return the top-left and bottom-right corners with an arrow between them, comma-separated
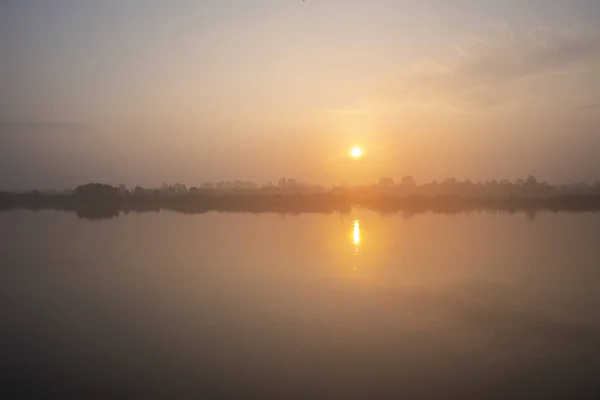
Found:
2,0 -> 600,189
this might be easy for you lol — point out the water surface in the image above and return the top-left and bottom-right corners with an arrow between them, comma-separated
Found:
1,210 -> 600,399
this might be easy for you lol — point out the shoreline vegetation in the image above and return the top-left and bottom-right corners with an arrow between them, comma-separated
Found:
2,176 -> 600,220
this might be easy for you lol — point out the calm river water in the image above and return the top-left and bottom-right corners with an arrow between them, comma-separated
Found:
1,210 -> 600,399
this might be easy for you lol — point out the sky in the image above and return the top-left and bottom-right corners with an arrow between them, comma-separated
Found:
1,0 -> 600,190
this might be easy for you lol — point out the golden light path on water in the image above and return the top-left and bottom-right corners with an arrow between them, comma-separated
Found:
353,219 -> 361,261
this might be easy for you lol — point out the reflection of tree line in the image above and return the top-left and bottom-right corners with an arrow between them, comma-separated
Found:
1,178 -> 600,220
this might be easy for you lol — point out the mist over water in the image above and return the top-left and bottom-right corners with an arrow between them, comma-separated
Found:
3,1 -> 600,397
2,210 -> 600,399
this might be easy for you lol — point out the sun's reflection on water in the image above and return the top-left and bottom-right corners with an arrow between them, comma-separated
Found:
353,219 -> 361,257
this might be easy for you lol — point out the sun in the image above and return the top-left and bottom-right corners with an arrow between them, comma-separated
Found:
350,146 -> 363,158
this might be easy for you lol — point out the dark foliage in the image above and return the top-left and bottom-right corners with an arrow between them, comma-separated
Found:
2,178 -> 600,220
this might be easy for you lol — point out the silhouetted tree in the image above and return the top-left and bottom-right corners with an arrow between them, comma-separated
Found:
134,186 -> 145,196
443,178 -> 457,186
378,177 -> 394,187
74,183 -> 119,199
401,176 -> 416,186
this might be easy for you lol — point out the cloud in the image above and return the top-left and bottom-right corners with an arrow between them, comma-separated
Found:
326,108 -> 372,116
385,26 -> 600,110
577,103 -> 600,110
